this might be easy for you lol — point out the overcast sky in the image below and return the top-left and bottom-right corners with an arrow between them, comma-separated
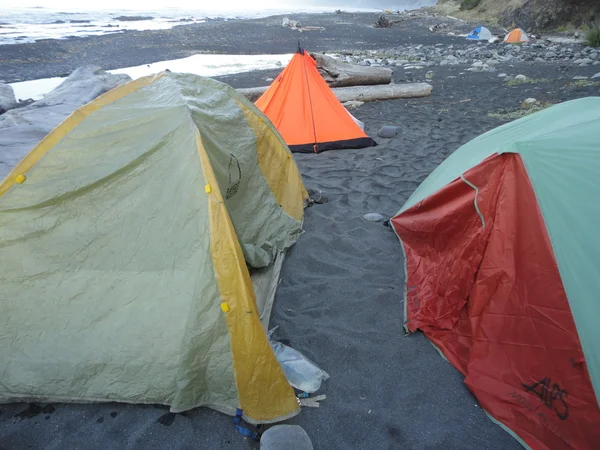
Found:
0,0 -> 434,10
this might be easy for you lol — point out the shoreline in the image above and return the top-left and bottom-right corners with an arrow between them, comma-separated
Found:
0,11 -> 453,83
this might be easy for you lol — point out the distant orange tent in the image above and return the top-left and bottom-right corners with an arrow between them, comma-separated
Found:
504,28 -> 529,43
255,47 -> 377,153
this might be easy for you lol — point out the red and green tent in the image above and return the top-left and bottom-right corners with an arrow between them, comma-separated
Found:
391,98 -> 600,449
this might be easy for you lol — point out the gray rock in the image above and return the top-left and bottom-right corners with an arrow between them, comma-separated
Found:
515,74 -> 528,81
486,59 -> 499,66
535,57 -> 545,62
343,100 -> 364,110
364,213 -> 385,222
260,425 -> 314,450
0,84 -> 17,113
377,125 -> 401,138
498,73 -> 508,77
573,76 -> 588,80
425,71 -> 434,79
472,61 -> 484,68
590,52 -> 599,60
592,72 -> 600,79
545,51 -> 557,59
574,58 -> 593,65
524,98 -> 537,104
594,61 -> 600,66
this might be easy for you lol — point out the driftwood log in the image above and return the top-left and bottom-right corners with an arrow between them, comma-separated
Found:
238,83 -> 432,103
311,53 -> 393,87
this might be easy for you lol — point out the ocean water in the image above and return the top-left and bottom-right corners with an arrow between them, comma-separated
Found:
0,1 -> 437,45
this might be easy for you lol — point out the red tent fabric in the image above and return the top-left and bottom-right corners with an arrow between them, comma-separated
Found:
392,153 -> 600,449
255,48 -> 377,153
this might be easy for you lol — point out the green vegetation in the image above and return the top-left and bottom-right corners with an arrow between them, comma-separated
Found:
557,23 -> 575,33
585,23 -> 600,47
488,102 -> 553,120
460,0 -> 481,11
569,80 -> 600,88
505,78 -> 549,86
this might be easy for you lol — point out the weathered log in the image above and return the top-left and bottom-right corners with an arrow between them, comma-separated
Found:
237,82 -> 432,103
312,52 -> 393,87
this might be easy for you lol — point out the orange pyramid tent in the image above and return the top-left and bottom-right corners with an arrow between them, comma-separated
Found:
504,28 -> 529,43
255,47 -> 377,153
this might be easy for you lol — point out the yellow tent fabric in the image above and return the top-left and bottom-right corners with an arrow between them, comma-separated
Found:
0,72 -> 307,423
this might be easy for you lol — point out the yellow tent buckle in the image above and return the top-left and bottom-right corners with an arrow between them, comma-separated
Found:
220,302 -> 230,313
15,174 -> 26,184
205,184 -> 212,194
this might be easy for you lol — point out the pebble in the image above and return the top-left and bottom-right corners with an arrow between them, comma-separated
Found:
515,74 -> 528,81
592,72 -> 600,79
377,126 -> 401,138
364,213 -> 385,222
524,98 -> 537,104
498,73 -> 507,77
343,100 -> 364,109
425,71 -> 434,79
573,76 -> 588,80
261,425 -> 314,450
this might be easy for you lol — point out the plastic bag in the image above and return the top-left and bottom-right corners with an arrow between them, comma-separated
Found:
268,328 -> 329,393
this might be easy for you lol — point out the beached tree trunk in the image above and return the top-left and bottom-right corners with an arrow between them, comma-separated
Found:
238,83 -> 432,103
311,53 -> 393,87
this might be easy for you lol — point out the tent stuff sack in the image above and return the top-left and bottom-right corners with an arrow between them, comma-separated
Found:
391,97 -> 600,449
268,327 -> 330,394
0,71 -> 309,424
255,46 -> 377,153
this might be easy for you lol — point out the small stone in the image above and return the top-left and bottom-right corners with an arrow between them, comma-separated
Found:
535,57 -> 545,62
594,61 -> 600,66
425,71 -> 434,79
515,74 -> 527,81
472,61 -> 484,68
260,425 -> 314,450
524,98 -> 537,104
545,51 -> 557,59
590,52 -> 599,60
266,78 -> 274,82
364,213 -> 385,222
574,58 -> 593,65
343,100 -> 364,110
377,126 -> 401,138
498,73 -> 507,77
592,72 -> 600,79
573,76 -> 588,80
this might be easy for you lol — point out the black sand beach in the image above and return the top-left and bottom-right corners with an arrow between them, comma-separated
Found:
1,10 -> 600,450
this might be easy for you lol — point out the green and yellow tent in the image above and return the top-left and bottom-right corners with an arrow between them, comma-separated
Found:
0,72 -> 307,424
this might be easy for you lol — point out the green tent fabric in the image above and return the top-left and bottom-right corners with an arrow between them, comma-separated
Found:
0,72 -> 307,423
